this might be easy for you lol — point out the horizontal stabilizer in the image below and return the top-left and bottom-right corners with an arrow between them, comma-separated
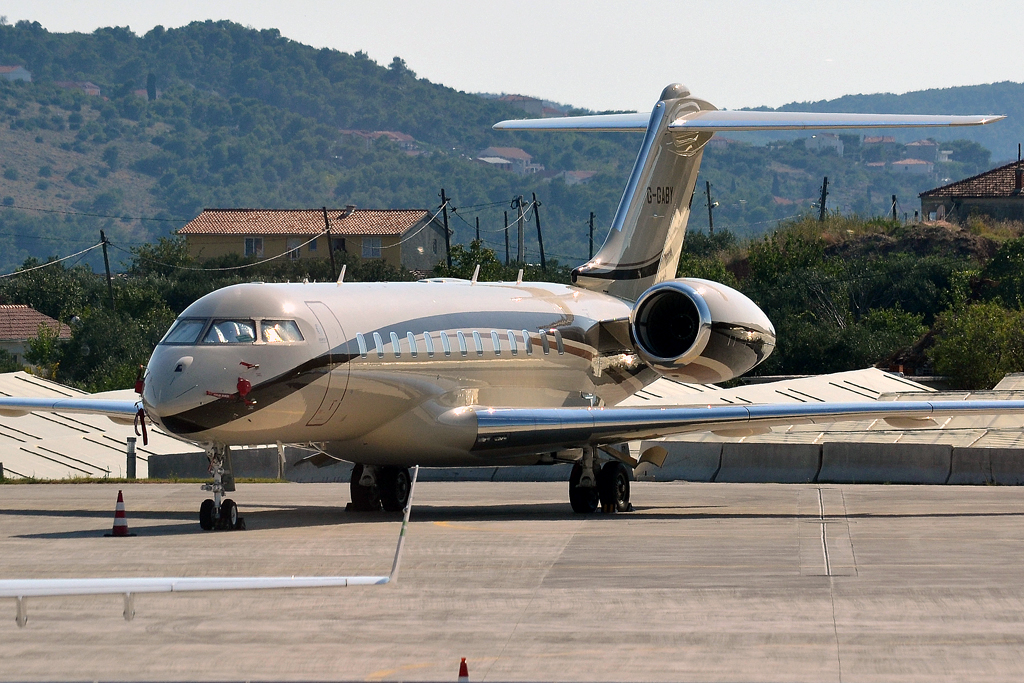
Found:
669,110 -> 1005,131
493,112 -> 650,131
494,111 -> 1003,133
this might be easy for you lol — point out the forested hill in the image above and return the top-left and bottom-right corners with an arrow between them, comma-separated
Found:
770,82 -> 1024,159
0,19 -> 1019,276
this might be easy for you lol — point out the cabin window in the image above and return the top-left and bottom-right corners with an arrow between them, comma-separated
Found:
362,236 -> 382,259
423,332 -> 435,357
456,331 -> 468,356
203,319 -> 256,344
244,237 -> 263,257
491,331 -> 502,356
521,330 -> 533,355
356,333 -> 368,358
507,330 -> 518,355
552,329 -> 564,354
373,332 -> 384,358
261,320 -> 304,343
472,331 -> 483,356
390,331 -> 401,357
540,333 -> 550,355
440,331 -> 452,356
161,318 -> 206,345
407,332 -> 418,357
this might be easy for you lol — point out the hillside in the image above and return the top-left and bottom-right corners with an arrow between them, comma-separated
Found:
0,19 -> 1019,274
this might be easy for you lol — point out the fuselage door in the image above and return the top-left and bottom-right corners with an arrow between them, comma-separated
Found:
304,301 -> 349,427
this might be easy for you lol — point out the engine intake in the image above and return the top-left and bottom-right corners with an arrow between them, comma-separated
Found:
630,281 -> 712,368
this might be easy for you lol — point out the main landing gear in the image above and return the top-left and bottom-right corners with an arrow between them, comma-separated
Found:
569,447 -> 633,514
349,463 -> 413,512
199,445 -> 246,531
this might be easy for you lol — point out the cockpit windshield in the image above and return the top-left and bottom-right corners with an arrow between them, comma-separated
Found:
261,320 -> 304,343
203,320 -> 257,344
160,318 -> 206,344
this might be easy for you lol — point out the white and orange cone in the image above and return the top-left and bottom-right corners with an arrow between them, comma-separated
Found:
109,490 -> 131,537
458,658 -> 469,683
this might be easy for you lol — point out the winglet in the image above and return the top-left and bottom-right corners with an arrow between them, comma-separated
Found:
388,465 -> 419,583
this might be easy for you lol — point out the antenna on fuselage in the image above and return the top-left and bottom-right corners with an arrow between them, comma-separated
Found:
336,264 -> 346,285
471,264 -> 480,284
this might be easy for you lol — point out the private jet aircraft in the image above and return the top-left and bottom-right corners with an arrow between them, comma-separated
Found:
3,83 -> 1022,528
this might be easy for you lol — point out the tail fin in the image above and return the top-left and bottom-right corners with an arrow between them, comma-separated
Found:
576,84 -> 712,300
494,85 -> 1004,302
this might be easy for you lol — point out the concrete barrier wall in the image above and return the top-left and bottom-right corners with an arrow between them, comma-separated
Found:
635,441 -> 722,482
949,448 -> 992,485
717,443 -> 821,484
990,449 -> 1024,485
819,442 -> 952,484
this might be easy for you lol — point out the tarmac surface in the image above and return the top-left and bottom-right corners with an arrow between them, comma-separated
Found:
2,481 -> 1024,681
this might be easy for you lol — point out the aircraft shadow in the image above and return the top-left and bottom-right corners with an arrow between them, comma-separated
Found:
7,504 -> 1024,538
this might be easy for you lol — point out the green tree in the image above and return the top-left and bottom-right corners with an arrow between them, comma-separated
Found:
930,301 -> 1024,389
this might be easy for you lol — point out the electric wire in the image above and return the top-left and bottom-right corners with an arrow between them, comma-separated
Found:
0,242 -> 105,279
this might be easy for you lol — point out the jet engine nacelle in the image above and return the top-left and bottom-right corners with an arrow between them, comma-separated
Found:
629,278 -> 776,383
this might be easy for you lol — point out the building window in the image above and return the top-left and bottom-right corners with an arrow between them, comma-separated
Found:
362,236 -> 382,259
286,237 -> 302,260
244,237 -> 263,257
432,239 -> 438,254
332,237 -> 347,253
308,238 -> 317,252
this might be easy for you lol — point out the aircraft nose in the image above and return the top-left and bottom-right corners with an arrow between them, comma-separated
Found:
143,348 -> 202,418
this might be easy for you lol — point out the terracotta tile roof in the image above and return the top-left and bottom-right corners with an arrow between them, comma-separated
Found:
479,146 -> 533,161
178,208 -> 433,236
0,305 -> 71,341
920,161 -> 1024,198
0,65 -> 25,73
863,136 -> 897,144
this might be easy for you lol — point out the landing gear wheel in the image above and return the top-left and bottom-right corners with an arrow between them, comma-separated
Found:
349,464 -> 381,512
568,463 -> 599,514
379,467 -> 412,512
199,499 -> 215,530
598,461 -> 632,513
220,498 -> 238,528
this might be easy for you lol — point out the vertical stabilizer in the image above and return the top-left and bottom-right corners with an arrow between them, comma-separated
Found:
572,84 -> 714,301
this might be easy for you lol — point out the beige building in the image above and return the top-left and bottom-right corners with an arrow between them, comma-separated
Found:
178,207 -> 449,273
920,161 -> 1024,222
0,304 -> 70,367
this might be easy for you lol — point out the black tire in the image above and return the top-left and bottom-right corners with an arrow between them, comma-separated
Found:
598,461 -> 631,513
221,498 -> 238,528
199,499 -> 215,530
349,464 -> 381,512
379,467 -> 411,512
568,463 -> 599,514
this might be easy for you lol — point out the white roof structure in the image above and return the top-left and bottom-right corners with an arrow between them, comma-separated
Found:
632,368 -> 1024,448
0,372 -> 201,480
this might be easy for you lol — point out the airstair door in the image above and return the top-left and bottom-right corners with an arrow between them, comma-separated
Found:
304,301 -> 349,427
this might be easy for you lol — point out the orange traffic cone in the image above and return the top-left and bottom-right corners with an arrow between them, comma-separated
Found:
107,490 -> 133,537
458,658 -> 468,683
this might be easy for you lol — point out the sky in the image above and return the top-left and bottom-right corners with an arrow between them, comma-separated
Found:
1,1 -> 1022,112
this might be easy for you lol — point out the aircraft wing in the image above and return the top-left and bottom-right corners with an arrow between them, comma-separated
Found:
493,111 -> 1003,132
0,396 -> 140,424
451,400 -> 1024,456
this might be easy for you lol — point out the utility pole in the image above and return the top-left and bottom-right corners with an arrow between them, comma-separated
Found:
818,177 -> 829,222
439,188 -> 452,270
504,210 -> 510,266
532,192 -> 546,272
514,195 -> 525,264
99,230 -> 114,311
322,206 -> 337,281
475,216 -> 480,244
705,181 -> 714,234
588,211 -> 595,260
891,194 -> 898,222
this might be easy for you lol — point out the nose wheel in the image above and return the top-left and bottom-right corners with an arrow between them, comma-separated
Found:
199,445 -> 246,530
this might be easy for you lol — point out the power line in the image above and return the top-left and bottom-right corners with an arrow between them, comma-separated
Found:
0,203 -> 190,223
0,242 -> 105,279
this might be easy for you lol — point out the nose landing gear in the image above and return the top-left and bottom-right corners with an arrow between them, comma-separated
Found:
199,445 -> 246,530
